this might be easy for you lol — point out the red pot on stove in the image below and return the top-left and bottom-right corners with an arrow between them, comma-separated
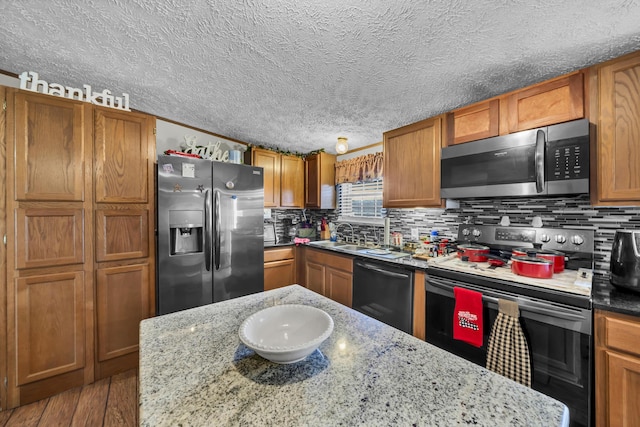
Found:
512,248 -> 565,273
456,243 -> 490,262
511,255 -> 554,279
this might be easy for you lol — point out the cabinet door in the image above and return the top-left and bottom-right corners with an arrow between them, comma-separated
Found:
507,72 -> 584,133
95,209 -> 149,262
305,261 -> 326,296
383,116 -> 443,208
597,53 -> 640,204
94,108 -> 152,203
252,148 -> 280,207
326,268 -> 352,307
305,152 -> 336,209
15,208 -> 84,269
13,91 -> 87,201
96,264 -> 149,377
280,154 -> 304,208
264,259 -> 296,291
446,99 -> 500,145
603,350 -> 640,426
15,272 -> 85,385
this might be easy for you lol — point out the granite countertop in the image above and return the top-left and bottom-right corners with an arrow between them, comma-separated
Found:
281,242 -> 640,317
593,276 -> 640,317
139,285 -> 569,427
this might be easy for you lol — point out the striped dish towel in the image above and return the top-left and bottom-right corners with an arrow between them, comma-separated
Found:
486,299 -> 531,387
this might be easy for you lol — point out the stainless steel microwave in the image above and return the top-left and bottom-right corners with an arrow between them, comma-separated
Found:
440,119 -> 590,199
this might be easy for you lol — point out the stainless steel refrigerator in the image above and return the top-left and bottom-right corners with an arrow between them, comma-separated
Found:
156,154 -> 264,315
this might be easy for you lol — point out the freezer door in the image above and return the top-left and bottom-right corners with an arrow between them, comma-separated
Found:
156,155 -> 213,314
212,162 -> 264,302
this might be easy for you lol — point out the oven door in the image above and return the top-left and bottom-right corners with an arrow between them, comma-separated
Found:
425,274 -> 592,427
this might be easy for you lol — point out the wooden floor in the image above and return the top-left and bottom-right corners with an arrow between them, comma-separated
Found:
0,369 -> 137,427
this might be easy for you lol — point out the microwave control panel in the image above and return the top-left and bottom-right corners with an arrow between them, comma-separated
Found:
546,137 -> 589,181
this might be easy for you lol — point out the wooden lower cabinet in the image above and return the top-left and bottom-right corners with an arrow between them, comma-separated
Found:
595,310 -> 640,426
15,272 -> 86,386
264,247 -> 296,291
95,263 -> 150,380
304,248 -> 352,307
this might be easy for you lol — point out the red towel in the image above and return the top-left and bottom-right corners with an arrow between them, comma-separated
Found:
453,287 -> 483,347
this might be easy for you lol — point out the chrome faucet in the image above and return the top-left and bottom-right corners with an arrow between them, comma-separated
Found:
335,222 -> 355,243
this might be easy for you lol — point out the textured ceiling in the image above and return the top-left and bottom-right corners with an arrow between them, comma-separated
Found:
2,1 -> 640,154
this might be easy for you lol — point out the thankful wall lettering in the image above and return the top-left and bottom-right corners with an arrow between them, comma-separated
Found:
18,71 -> 131,111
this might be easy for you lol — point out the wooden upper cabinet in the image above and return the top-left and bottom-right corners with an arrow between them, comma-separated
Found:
249,148 -> 280,207
13,91 -> 89,201
593,51 -> 640,205
383,116 -> 443,208
280,154 -> 304,208
94,108 -> 153,203
507,72 -> 584,133
305,152 -> 336,209
446,99 -> 500,145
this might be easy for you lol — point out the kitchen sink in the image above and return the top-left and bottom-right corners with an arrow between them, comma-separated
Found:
307,241 -> 347,248
340,244 -> 367,251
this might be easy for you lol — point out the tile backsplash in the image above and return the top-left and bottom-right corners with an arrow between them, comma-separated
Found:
271,194 -> 640,279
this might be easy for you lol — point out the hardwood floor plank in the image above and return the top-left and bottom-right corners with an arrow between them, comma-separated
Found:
4,399 -> 47,427
0,410 -> 14,427
104,370 -> 137,427
70,377 -> 110,427
38,385 -> 82,426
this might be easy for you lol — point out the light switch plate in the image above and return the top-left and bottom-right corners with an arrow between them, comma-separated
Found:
411,228 -> 419,240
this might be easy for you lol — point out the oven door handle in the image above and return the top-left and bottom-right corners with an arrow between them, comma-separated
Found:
355,261 -> 410,279
426,276 -> 591,334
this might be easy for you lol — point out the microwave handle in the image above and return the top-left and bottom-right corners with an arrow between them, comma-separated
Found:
535,129 -> 545,193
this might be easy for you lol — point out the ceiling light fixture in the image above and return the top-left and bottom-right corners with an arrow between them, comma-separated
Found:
336,136 -> 348,154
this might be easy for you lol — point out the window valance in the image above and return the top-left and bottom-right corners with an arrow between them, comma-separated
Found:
335,152 -> 383,184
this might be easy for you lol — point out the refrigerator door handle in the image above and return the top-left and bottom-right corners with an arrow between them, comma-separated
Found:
204,190 -> 212,271
214,189 -> 221,270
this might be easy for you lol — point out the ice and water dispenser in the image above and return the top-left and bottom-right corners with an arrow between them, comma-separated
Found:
169,210 -> 204,255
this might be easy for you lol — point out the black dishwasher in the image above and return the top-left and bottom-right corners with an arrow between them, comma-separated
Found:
352,258 -> 413,334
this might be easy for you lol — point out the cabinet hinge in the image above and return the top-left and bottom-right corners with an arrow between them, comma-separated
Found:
2,100 -> 6,111
153,127 -> 156,135
3,235 -> 6,245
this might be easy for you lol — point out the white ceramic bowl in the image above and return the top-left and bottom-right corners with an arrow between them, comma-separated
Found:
238,304 -> 334,364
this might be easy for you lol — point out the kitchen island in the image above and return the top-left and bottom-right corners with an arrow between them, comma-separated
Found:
139,285 -> 569,426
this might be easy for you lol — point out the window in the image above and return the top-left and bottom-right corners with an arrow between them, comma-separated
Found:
337,180 -> 385,224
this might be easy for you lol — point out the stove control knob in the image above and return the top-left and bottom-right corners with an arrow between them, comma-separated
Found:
540,234 -> 551,243
472,229 -> 481,237
555,235 -> 567,244
571,235 -> 584,245
462,228 -> 470,236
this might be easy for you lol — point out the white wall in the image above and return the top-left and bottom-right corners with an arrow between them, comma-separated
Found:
0,74 -> 19,87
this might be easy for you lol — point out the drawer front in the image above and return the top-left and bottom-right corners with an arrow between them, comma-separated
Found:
305,248 -> 353,273
264,247 -> 295,263
604,314 -> 640,358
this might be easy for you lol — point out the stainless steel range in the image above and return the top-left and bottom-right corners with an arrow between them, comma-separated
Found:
425,225 -> 594,427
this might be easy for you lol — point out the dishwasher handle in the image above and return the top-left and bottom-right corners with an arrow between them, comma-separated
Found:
355,260 -> 410,279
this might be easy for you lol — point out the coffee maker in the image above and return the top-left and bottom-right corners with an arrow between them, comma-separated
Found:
610,230 -> 640,292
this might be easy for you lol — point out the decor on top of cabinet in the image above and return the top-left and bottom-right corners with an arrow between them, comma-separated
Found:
181,135 -> 238,162
335,152 -> 383,184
